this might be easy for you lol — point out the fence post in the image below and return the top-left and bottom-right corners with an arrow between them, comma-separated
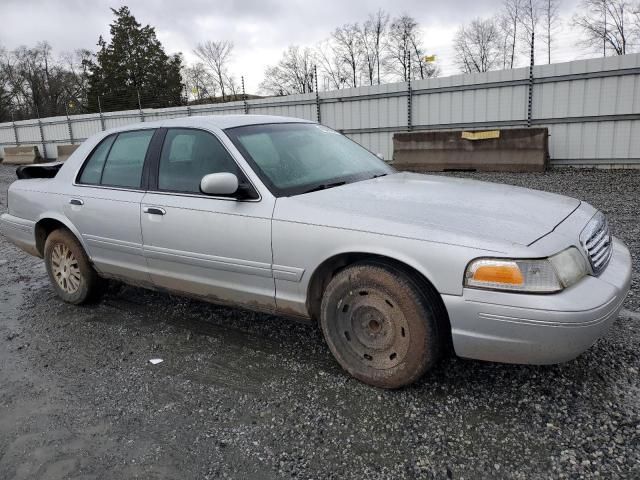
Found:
407,52 -> 413,131
11,112 -> 19,146
137,89 -> 145,122
65,104 -> 74,145
97,96 -> 106,131
314,65 -> 321,124
241,76 -> 249,114
36,107 -> 47,162
527,31 -> 535,127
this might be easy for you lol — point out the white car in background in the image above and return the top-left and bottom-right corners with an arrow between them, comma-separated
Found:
0,115 -> 632,388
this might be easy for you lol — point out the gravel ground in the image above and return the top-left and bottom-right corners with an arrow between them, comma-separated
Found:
0,165 -> 638,479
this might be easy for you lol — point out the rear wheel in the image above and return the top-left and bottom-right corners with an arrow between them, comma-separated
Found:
44,229 -> 102,304
320,262 -> 443,389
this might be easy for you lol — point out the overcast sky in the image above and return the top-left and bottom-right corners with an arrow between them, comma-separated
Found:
0,0 -> 588,92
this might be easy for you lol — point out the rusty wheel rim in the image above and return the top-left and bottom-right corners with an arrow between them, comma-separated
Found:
331,288 -> 410,370
51,243 -> 82,294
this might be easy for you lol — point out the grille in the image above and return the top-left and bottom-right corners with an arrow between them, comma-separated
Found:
580,212 -> 612,276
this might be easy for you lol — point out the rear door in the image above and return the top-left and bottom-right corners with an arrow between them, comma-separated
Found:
64,128 -> 159,284
140,127 -> 276,311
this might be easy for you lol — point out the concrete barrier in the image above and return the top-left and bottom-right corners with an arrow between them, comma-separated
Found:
392,128 -> 549,172
2,146 -> 42,165
56,144 -> 80,162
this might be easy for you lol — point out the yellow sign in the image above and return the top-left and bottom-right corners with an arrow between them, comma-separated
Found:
461,130 -> 501,141
423,55 -> 437,63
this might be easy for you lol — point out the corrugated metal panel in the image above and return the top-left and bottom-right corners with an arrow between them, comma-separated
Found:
0,54 -> 639,164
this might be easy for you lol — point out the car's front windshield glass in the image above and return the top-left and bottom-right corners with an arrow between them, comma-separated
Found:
225,123 -> 394,196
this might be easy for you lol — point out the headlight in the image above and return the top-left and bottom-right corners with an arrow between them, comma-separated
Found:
464,247 -> 588,293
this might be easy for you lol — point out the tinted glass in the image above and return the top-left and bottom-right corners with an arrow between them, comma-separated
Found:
101,130 -> 154,188
78,135 -> 116,185
226,123 -> 392,196
158,129 -> 239,193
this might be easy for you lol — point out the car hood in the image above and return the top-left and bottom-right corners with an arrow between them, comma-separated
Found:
275,172 -> 581,249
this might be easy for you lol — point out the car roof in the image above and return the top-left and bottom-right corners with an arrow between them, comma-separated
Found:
106,114 -> 314,133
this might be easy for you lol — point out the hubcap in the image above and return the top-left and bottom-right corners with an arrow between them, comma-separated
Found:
51,243 -> 81,294
333,289 -> 410,369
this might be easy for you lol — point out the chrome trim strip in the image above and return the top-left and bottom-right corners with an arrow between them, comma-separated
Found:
144,244 -> 273,278
272,264 -> 306,282
83,235 -> 143,255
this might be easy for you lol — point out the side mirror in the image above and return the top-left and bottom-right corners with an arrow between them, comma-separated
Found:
200,172 -> 239,196
376,153 -> 385,160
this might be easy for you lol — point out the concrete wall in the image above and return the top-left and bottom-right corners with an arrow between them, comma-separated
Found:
1,53 -> 640,167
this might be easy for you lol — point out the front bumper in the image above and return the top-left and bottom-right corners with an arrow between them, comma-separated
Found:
443,237 -> 632,365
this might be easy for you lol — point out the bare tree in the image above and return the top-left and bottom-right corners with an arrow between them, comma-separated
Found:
386,15 -> 437,81
0,46 -> 11,121
362,9 -> 389,85
500,0 -> 525,68
259,46 -> 315,96
542,0 -> 561,63
193,40 -> 234,101
182,62 -> 217,101
60,49 -> 92,113
454,17 -> 503,73
3,42 -> 77,118
573,0 -> 635,55
315,39 -> 350,90
520,0 -> 542,63
331,23 -> 362,87
226,75 -> 240,97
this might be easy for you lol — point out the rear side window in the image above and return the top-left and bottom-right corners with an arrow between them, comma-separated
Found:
79,135 -> 116,185
158,128 -> 239,193
101,130 -> 154,188
78,130 -> 154,188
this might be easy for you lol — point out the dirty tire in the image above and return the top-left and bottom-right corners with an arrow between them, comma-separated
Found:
320,262 -> 442,389
44,228 -> 102,304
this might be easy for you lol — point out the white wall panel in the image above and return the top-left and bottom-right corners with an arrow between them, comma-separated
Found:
1,54 -> 639,165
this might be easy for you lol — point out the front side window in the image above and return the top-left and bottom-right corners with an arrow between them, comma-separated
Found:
158,128 -> 239,193
78,130 -> 154,188
225,123 -> 393,197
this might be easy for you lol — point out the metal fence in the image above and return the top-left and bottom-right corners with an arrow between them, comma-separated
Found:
2,53 -> 640,167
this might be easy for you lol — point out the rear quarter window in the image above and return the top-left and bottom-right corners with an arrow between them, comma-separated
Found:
78,135 -> 116,185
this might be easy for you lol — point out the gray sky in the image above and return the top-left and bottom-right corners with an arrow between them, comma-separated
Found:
0,0 -> 586,92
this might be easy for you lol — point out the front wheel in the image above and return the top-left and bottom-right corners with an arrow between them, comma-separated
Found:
320,262 -> 443,389
44,229 -> 102,304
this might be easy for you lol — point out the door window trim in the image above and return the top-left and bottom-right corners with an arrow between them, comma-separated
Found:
147,126 -> 261,203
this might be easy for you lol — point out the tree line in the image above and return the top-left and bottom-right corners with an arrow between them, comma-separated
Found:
1,1 -> 639,122
454,0 -> 640,74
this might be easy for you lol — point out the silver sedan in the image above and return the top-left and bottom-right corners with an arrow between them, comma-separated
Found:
0,115 -> 632,388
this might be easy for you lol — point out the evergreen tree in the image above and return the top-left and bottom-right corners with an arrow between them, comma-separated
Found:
86,6 -> 183,112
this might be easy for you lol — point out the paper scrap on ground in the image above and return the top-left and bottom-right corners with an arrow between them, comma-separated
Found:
149,358 -> 163,365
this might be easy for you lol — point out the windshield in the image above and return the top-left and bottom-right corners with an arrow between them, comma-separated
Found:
225,123 -> 394,196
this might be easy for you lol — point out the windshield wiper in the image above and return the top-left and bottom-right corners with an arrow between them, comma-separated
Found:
300,181 -> 347,194
371,173 -> 388,179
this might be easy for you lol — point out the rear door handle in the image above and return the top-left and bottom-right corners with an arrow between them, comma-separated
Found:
143,206 -> 166,216
69,199 -> 84,206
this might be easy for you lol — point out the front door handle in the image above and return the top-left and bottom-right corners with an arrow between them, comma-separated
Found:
143,206 -> 166,216
69,198 -> 84,206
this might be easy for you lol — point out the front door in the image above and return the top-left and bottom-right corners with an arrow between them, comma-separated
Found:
140,127 -> 275,311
